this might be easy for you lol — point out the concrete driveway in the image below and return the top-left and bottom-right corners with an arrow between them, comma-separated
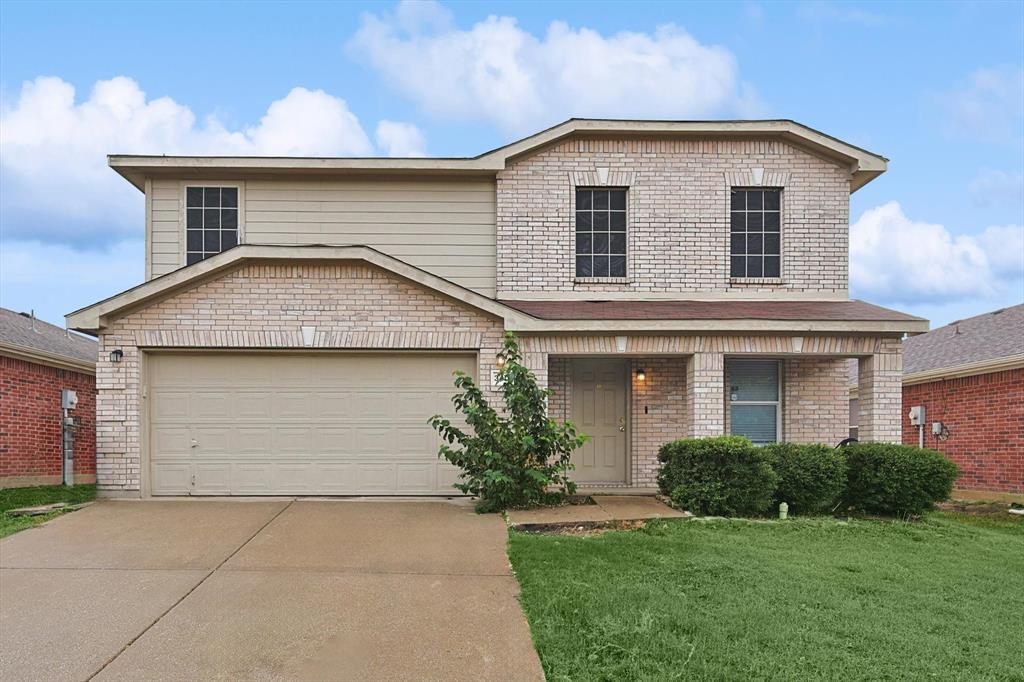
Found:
0,499 -> 543,682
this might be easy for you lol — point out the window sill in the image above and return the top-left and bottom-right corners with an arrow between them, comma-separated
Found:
730,277 -> 783,285
574,277 -> 632,285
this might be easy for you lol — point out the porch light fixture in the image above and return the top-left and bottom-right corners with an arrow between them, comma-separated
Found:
109,349 -> 123,364
495,352 -> 508,369
636,368 -> 646,382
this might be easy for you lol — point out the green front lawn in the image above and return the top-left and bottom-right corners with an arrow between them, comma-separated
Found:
0,484 -> 96,538
509,512 -> 1024,681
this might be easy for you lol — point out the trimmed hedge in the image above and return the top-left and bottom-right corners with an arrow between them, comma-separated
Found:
657,436 -> 778,517
842,442 -> 959,516
761,443 -> 847,515
657,438 -> 958,518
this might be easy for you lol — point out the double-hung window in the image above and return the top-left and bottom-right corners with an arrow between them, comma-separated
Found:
730,188 -> 781,278
727,359 -> 781,444
186,186 -> 239,265
576,188 -> 627,278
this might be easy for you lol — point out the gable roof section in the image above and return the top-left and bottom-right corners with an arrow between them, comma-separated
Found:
65,245 -> 533,333
1,307 -> 97,372
67,244 -> 925,336
109,118 -> 887,192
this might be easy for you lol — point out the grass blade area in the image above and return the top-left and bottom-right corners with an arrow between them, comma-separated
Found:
509,513 -> 1024,682
0,484 -> 97,538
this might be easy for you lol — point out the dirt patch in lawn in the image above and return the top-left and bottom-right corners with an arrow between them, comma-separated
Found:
513,519 -> 648,537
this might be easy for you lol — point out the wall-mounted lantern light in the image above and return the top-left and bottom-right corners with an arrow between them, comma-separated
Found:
495,352 -> 508,369
636,368 -> 646,382
109,349 -> 124,364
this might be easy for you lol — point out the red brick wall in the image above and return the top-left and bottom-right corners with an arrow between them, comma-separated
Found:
0,356 -> 96,486
902,368 -> 1023,493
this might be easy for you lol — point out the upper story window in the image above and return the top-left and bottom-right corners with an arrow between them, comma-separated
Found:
186,186 -> 239,265
576,188 -> 627,278
730,188 -> 781,278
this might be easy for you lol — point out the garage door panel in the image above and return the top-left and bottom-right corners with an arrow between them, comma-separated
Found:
236,392 -> 273,419
194,427 -> 232,455
153,426 -> 192,456
272,427 -> 313,455
235,427 -> 273,454
273,392 -> 313,419
315,427 -> 355,453
354,427 -> 394,454
396,464 -> 434,492
152,463 -> 191,494
193,391 -> 232,420
356,464 -> 397,492
149,353 -> 475,496
315,464 -> 357,494
314,392 -> 353,418
152,391 -> 190,419
351,392 -> 393,419
193,463 -> 230,495
232,464 -> 275,495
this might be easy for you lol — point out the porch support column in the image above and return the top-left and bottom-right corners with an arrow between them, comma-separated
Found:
686,352 -> 725,438
857,350 -> 902,443
523,350 -> 549,390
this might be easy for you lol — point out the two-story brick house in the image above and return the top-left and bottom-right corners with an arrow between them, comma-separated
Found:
67,119 -> 926,497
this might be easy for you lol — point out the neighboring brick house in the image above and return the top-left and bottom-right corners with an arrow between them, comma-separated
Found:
1,308 -> 98,487
66,119 -> 926,498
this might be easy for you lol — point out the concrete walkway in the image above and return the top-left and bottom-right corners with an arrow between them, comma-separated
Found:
0,499 -> 543,682
506,494 -> 687,527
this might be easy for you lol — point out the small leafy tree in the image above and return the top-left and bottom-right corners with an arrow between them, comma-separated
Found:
429,332 -> 586,512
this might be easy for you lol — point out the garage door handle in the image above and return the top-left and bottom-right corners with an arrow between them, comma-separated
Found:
190,439 -> 198,448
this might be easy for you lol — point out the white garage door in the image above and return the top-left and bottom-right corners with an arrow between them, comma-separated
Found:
148,353 -> 473,496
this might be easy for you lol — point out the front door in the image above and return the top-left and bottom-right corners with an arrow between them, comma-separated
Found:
570,359 -> 628,483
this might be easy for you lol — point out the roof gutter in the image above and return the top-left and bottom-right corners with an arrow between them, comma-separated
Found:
0,343 -> 96,374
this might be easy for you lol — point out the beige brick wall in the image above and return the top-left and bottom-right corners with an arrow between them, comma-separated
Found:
783,358 -> 849,445
857,341 -> 903,442
496,137 -> 850,297
630,357 -> 688,487
96,261 -> 505,493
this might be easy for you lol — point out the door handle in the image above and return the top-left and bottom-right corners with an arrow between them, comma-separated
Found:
618,418 -> 625,433
190,439 -> 198,448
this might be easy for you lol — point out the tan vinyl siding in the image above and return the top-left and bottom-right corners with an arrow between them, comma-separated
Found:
149,179 -> 184,279
146,177 -> 497,295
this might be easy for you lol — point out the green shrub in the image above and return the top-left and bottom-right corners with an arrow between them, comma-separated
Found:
657,437 -> 779,517
429,332 -> 586,513
842,443 -> 959,516
761,443 -> 847,515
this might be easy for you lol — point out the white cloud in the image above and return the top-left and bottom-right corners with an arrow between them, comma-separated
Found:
375,120 -> 427,157
937,66 -> 1024,143
349,0 -> 759,133
850,201 -> 1024,304
969,169 -> 1024,207
0,77 -> 413,246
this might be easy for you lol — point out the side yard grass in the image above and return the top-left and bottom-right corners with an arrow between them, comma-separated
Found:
509,512 -> 1024,681
0,485 -> 97,538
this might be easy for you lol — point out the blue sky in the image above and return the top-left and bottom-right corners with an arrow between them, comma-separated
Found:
1,0 -> 1022,329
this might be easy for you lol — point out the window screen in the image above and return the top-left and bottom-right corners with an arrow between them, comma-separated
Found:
186,187 -> 239,265
730,188 -> 781,278
728,359 -> 780,444
576,188 -> 627,278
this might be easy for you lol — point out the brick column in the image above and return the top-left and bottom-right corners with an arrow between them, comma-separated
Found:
857,351 -> 902,443
686,352 -> 725,438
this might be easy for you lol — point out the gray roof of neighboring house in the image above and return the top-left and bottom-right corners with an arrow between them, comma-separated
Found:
0,307 -> 97,365
847,303 -> 1024,388
902,304 -> 1024,374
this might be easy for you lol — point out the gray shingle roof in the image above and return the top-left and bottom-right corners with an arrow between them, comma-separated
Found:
0,307 -> 97,365
902,304 -> 1024,374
